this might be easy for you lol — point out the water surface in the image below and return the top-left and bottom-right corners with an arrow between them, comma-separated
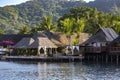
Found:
0,61 -> 120,80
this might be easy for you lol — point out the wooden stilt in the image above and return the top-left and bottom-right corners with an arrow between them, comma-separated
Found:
111,55 -> 113,63
72,57 -> 74,62
117,55 -> 119,64
88,56 -> 90,61
106,55 -> 108,63
99,55 -> 101,62
102,55 -> 103,63
93,56 -> 96,62
97,55 -> 98,62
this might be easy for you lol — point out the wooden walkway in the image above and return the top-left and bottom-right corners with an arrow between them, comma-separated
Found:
1,56 -> 84,62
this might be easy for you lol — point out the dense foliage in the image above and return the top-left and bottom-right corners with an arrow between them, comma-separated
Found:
58,7 -> 120,34
0,0 -> 120,34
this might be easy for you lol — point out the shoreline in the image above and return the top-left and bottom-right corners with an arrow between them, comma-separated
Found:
1,55 -> 84,62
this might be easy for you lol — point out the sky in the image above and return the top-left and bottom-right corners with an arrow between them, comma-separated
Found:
0,0 -> 94,7
0,0 -> 29,7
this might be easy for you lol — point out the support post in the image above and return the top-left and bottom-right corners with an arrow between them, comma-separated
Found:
37,47 -> 41,56
106,55 -> 108,63
88,56 -> 90,61
93,56 -> 96,62
96,55 -> 98,62
72,46 -> 74,55
44,46 -> 47,56
117,55 -> 119,64
111,55 -> 113,63
102,55 -> 103,63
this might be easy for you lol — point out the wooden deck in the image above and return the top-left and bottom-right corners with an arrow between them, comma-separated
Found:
1,56 -> 84,62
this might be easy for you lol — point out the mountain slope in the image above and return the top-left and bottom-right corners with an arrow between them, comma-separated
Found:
0,0 -> 120,34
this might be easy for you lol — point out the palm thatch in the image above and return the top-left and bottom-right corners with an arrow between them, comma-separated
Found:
12,31 -> 89,49
32,31 -> 62,46
29,37 -> 57,48
53,33 -> 89,46
33,31 -> 89,46
12,38 -> 34,48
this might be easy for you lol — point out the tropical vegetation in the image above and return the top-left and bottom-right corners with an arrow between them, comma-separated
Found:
0,0 -> 120,34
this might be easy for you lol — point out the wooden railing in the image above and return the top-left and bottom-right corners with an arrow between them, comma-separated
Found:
85,47 -> 101,53
109,47 -> 120,53
84,46 -> 107,53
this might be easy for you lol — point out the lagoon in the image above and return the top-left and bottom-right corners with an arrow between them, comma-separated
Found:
0,61 -> 120,80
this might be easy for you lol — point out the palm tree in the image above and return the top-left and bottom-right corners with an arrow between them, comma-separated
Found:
60,18 -> 75,45
19,25 -> 30,34
74,18 -> 85,45
30,26 -> 40,34
112,20 -> 120,34
40,16 -> 55,31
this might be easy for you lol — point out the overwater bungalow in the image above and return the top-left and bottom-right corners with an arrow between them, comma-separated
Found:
83,28 -> 118,54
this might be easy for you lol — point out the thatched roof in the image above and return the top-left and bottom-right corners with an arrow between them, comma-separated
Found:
29,37 -> 57,48
84,28 -> 118,44
32,31 -> 62,46
33,31 -> 89,46
13,38 -> 34,48
12,31 -> 89,48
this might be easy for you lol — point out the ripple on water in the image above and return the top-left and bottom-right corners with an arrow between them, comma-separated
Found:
0,61 -> 120,80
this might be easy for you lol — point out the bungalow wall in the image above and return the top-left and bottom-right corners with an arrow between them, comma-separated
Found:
84,42 -> 107,54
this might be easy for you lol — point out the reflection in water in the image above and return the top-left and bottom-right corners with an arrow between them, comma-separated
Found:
37,62 -> 86,80
38,63 -> 47,80
0,61 -> 120,80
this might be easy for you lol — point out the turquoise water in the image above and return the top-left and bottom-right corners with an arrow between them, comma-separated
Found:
0,61 -> 120,80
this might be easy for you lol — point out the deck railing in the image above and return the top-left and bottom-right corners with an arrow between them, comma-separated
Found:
84,46 -> 107,53
85,47 -> 101,53
109,47 -> 120,53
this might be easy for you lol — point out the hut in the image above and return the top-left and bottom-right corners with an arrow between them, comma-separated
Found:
108,36 -> 120,54
29,37 -> 58,56
83,28 -> 118,54
40,31 -> 89,55
12,32 -> 58,56
11,31 -> 89,56
11,38 -> 35,55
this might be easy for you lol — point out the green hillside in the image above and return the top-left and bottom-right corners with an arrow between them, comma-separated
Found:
0,0 -> 120,34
